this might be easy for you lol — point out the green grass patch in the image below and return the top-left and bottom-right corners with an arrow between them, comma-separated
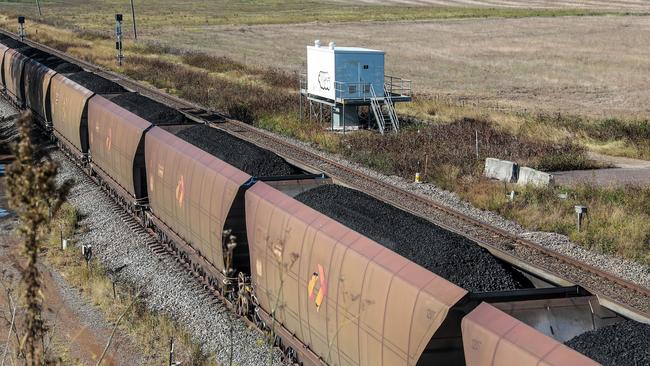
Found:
458,182 -> 650,264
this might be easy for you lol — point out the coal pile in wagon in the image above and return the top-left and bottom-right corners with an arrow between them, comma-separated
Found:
175,124 -> 299,178
31,53 -> 82,74
108,92 -> 192,126
565,320 -> 650,366
67,71 -> 126,94
0,38 -> 26,49
295,184 -> 531,292
17,47 -> 43,58
48,60 -> 82,74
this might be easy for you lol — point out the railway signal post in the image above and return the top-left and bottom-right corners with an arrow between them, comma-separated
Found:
17,16 -> 25,41
115,14 -> 124,66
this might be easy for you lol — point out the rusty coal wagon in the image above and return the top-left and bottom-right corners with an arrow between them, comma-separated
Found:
245,182 -> 621,365
50,71 -> 126,162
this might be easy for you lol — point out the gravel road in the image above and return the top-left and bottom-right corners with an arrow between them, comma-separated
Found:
552,152 -> 650,187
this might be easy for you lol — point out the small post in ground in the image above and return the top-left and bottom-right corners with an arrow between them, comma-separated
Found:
424,154 -> 429,180
168,337 -> 182,366
82,244 -> 93,274
575,205 -> 588,232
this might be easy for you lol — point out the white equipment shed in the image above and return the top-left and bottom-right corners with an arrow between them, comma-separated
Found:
300,40 -> 411,134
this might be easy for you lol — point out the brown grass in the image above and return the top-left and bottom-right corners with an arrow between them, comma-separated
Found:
170,16 -> 650,120
122,55 -> 296,123
341,117 -> 595,188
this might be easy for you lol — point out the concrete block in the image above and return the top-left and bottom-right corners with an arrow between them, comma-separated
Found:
484,158 -> 518,183
517,166 -> 555,187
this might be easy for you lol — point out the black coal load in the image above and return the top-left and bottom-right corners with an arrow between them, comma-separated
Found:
54,62 -> 82,74
565,320 -> 650,366
108,92 -> 192,126
0,38 -> 26,49
66,71 -> 126,94
295,184 -> 531,292
30,52 -> 80,73
17,47 -> 43,58
47,60 -> 82,74
175,124 -> 299,177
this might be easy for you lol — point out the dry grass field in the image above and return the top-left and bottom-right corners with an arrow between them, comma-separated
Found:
152,16 -> 650,119
348,0 -> 650,10
0,1 -> 647,119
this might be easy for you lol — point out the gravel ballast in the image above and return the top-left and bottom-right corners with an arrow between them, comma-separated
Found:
565,320 -> 650,366
295,184 -> 530,292
175,124 -> 299,177
108,92 -> 192,125
66,71 -> 126,94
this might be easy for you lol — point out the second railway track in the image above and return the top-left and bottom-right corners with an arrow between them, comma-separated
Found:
6,29 -> 649,324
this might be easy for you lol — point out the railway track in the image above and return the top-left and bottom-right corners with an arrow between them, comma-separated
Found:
6,29 -> 650,324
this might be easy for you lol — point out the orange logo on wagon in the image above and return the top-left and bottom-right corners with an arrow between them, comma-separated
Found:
175,175 -> 185,207
307,264 -> 327,312
105,128 -> 112,150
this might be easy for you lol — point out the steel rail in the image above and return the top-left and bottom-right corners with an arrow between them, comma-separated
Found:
6,29 -> 649,322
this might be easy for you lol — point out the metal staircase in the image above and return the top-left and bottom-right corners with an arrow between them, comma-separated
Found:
369,84 -> 400,134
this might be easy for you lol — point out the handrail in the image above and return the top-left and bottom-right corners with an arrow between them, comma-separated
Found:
334,81 -> 375,100
369,85 -> 385,134
384,75 -> 412,97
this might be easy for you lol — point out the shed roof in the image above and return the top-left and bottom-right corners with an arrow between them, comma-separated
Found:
307,45 -> 384,54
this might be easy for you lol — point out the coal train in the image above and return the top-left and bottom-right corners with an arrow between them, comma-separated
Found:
0,33 -> 637,366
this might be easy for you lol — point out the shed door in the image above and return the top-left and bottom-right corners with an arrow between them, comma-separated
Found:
358,61 -> 374,95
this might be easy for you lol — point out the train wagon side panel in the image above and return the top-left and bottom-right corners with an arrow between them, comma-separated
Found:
145,126 -> 251,272
245,182 -> 468,366
88,95 -> 151,199
50,74 -> 94,153
461,302 -> 600,366
0,45 -> 8,89
24,58 -> 56,121
3,48 -> 26,103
